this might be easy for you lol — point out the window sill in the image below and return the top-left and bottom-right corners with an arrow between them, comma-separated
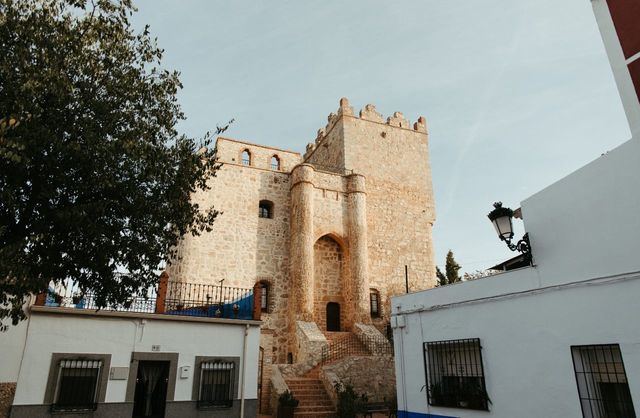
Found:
50,406 -> 98,414
196,403 -> 233,410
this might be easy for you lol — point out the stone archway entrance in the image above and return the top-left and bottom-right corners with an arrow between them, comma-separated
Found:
326,302 -> 341,331
313,234 -> 347,331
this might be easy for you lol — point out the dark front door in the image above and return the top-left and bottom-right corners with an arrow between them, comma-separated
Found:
132,361 -> 169,418
326,302 -> 341,331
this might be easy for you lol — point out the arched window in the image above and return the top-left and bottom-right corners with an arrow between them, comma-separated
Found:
241,149 -> 251,166
258,200 -> 273,219
370,289 -> 380,318
259,281 -> 269,312
270,155 -> 280,171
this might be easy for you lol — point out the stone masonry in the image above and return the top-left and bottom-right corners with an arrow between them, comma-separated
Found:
167,98 -> 437,411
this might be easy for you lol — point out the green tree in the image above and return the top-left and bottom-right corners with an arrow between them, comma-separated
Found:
435,250 -> 462,286
0,0 -> 227,324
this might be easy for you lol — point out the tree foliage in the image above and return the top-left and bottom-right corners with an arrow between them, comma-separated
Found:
435,250 -> 462,286
0,0 -> 227,324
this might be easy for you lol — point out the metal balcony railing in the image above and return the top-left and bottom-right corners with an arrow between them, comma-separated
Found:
34,276 -> 258,321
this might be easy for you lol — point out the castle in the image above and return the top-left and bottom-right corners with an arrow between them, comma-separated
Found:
167,97 -> 436,409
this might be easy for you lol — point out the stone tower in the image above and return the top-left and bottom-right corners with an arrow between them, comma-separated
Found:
167,97 -> 436,366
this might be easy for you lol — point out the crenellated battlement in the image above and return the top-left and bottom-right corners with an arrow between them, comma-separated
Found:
304,97 -> 428,160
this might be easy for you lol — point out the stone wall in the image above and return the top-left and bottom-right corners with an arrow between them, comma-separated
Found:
313,236 -> 344,331
320,355 -> 396,405
304,99 -> 437,322
0,382 -> 15,418
281,321 -> 328,377
168,97 -> 437,365
167,138 -> 299,362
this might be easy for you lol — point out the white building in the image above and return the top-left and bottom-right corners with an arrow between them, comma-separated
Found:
0,279 -> 262,418
392,121 -> 639,418
391,1 -> 640,416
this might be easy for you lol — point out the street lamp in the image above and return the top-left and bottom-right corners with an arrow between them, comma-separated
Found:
487,202 -> 532,262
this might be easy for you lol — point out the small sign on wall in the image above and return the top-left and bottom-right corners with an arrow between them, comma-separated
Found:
151,345 -> 161,352
109,367 -> 129,380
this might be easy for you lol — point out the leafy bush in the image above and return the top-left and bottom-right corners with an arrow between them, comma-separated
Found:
278,390 -> 299,407
335,382 -> 368,418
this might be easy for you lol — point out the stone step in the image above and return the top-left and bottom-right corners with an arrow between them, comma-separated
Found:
297,400 -> 332,406
287,384 -> 324,389
294,394 -> 332,400
293,411 -> 338,418
295,405 -> 337,413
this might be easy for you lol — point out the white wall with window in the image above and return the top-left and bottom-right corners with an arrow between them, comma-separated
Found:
392,136 -> 640,418
8,308 -> 261,418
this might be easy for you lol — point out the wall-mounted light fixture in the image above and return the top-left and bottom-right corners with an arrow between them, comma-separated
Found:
487,202 -> 532,263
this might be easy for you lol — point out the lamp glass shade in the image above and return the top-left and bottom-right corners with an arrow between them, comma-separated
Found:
491,215 -> 514,241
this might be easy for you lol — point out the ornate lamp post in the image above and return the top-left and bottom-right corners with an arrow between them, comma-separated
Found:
487,202 -> 532,263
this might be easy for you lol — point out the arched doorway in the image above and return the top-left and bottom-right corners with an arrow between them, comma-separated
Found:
313,235 -> 346,330
326,302 -> 341,331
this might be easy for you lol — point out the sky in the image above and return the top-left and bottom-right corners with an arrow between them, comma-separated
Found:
132,0 -> 630,275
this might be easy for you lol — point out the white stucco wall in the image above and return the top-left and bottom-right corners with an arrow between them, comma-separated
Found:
393,272 -> 640,418
12,311 -> 260,405
522,137 -> 640,286
0,319 -> 29,383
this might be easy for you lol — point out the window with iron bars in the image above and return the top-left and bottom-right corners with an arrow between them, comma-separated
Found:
52,360 -> 102,412
571,344 -> 636,418
198,360 -> 235,408
424,338 -> 490,411
259,282 -> 269,312
370,289 -> 380,318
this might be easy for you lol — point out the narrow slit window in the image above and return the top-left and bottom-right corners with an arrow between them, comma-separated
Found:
370,289 -> 380,317
271,155 -> 280,171
260,282 -> 269,312
241,150 -> 251,166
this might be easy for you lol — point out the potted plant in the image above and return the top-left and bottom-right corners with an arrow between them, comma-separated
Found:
277,390 -> 299,418
47,290 -> 63,306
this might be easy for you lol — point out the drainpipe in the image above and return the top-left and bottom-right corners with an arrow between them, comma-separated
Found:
240,323 -> 249,418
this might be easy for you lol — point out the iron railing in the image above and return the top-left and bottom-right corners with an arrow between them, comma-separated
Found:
165,280 -> 253,319
321,333 -> 394,365
424,338 -> 490,411
39,278 -> 255,320
571,344 -> 636,418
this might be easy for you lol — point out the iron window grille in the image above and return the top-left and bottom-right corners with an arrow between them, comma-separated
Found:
260,282 -> 269,312
258,200 -> 273,219
241,150 -> 251,166
51,360 -> 102,412
198,361 -> 235,408
424,338 -> 489,411
370,290 -> 380,317
571,344 -> 636,418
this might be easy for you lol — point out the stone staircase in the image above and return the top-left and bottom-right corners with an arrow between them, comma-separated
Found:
283,331 -> 372,417
322,331 -> 370,362
285,367 -> 336,417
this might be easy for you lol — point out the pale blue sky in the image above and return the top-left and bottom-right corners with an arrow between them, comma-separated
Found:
132,0 -> 630,275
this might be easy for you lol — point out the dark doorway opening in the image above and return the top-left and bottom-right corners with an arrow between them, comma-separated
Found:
132,361 -> 169,418
326,302 -> 341,331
